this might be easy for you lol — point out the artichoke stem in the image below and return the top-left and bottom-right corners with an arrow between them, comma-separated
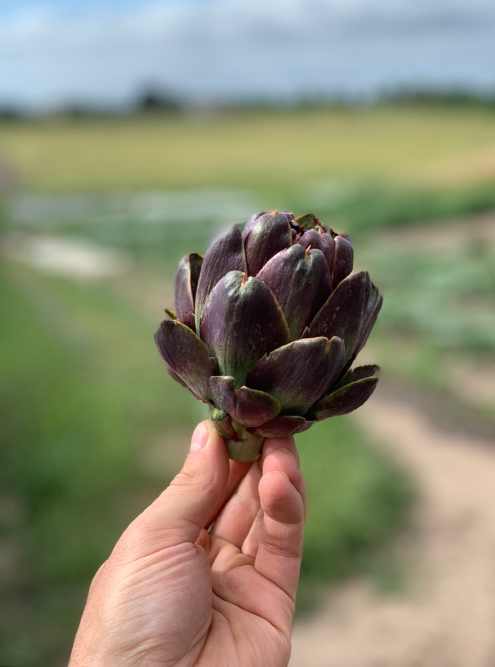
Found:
224,432 -> 265,461
209,413 -> 265,461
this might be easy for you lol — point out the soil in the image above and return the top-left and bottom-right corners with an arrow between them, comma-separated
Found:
290,380 -> 495,667
444,356 -> 495,410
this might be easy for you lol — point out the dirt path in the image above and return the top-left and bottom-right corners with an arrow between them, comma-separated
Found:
290,382 -> 495,667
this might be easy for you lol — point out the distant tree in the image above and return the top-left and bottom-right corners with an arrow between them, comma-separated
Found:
0,106 -> 22,120
378,87 -> 495,108
136,88 -> 182,112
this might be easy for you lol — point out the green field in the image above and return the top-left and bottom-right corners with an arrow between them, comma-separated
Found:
2,104 -> 495,666
2,106 -> 495,193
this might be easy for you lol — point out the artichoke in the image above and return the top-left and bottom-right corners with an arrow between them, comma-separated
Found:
155,211 -> 382,461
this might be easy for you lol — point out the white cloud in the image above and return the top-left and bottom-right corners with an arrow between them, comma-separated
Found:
1,0 -> 495,108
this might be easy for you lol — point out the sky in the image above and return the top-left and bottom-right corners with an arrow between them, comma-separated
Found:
1,0 -> 495,110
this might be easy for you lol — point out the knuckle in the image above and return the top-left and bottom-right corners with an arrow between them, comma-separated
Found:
172,466 -> 196,486
260,535 -> 302,560
171,461 -> 218,496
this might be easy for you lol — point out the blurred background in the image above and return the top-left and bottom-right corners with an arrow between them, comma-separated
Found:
1,1 -> 495,665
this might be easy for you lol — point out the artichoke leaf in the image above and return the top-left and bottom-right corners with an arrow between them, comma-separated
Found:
248,415 -> 313,438
210,410 -> 242,441
200,271 -> 290,387
257,244 -> 331,340
295,213 -> 317,230
209,375 -> 281,428
155,319 -> 218,403
174,253 -> 203,331
332,235 -> 354,289
307,376 -> 379,421
298,228 -> 335,278
351,288 -> 383,366
246,336 -> 344,415
195,225 -> 246,331
310,271 -> 370,364
242,211 -> 293,276
334,364 -> 380,391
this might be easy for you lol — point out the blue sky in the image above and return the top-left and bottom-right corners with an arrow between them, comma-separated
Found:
1,0 -> 158,18
1,0 -> 495,109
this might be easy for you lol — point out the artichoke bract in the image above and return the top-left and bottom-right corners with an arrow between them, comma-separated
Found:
155,211 -> 382,461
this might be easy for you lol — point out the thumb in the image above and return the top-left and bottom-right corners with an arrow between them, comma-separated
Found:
126,421 -> 230,556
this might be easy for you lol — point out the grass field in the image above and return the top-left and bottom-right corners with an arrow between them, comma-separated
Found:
2,106 -> 495,194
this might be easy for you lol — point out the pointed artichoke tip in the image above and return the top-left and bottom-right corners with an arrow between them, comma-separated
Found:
326,334 -> 342,348
353,269 -> 368,281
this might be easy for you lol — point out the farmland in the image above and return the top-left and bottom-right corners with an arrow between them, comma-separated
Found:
1,104 -> 495,665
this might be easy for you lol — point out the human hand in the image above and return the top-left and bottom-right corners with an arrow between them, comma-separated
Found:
69,420 -> 307,667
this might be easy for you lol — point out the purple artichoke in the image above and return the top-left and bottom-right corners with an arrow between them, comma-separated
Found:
155,211 -> 382,461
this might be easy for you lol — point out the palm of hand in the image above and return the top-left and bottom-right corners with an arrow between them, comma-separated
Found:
70,430 -> 305,667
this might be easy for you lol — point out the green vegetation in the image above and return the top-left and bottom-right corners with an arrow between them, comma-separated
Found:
298,418 -> 413,608
4,106 -> 495,245
2,105 -> 495,193
322,182 -> 495,236
3,103 -> 495,665
0,263 -> 183,665
358,223 -> 495,427
366,243 -> 495,354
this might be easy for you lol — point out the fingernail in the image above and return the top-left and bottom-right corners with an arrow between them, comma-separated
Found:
190,422 -> 208,452
280,448 -> 299,466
